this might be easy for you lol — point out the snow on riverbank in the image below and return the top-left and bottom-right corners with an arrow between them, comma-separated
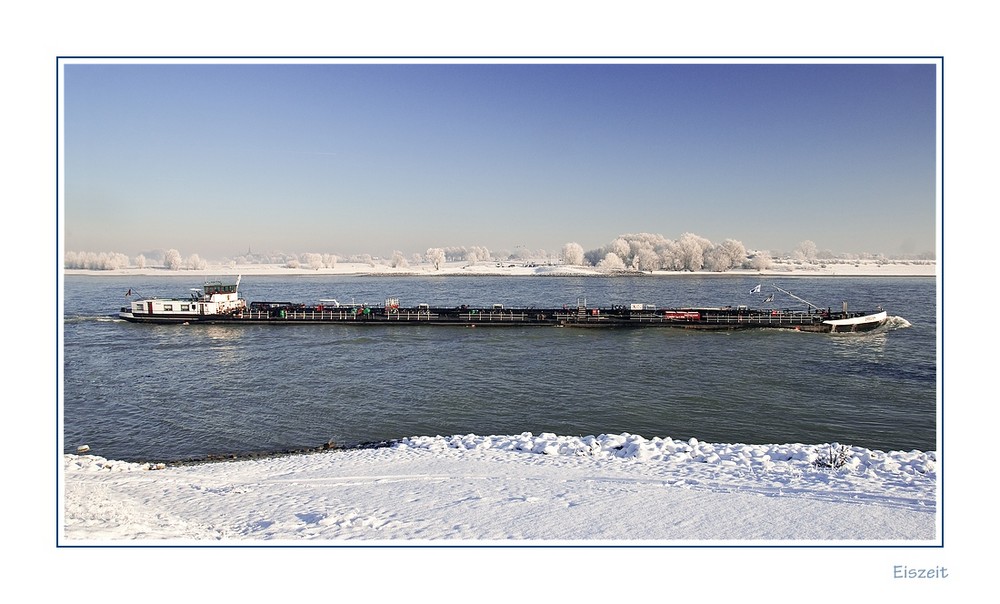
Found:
62,432 -> 937,543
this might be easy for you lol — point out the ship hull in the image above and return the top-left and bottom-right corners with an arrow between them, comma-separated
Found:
119,306 -> 889,332
118,277 -> 889,333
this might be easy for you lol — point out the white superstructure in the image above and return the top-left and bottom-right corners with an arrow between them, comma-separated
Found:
119,276 -> 246,322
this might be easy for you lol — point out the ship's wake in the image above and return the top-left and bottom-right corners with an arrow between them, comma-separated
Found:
64,315 -> 123,324
887,315 -> 912,329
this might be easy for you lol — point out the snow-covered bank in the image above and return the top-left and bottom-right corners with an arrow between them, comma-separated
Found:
62,432 -> 937,543
63,259 -> 937,278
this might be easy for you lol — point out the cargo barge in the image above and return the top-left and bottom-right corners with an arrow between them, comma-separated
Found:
118,277 -> 889,333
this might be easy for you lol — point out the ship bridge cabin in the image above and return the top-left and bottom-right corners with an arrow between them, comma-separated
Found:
122,276 -> 245,320
202,281 -> 238,297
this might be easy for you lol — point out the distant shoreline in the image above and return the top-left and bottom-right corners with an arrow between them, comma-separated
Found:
63,260 -> 937,279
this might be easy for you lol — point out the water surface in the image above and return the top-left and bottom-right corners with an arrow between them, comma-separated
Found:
62,274 -> 937,461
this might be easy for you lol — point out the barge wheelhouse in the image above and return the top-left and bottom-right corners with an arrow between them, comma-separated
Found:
119,277 -> 246,323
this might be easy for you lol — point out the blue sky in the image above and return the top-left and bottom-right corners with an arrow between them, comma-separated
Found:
62,60 -> 938,260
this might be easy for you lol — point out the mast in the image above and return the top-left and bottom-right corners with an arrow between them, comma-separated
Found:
770,285 -> 821,310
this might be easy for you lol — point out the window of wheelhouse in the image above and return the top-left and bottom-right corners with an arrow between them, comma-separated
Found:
204,283 -> 236,295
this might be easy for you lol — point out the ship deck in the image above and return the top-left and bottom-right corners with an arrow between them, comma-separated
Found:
124,303 -> 875,332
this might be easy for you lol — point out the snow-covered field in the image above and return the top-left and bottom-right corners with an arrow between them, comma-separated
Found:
63,432 -> 936,543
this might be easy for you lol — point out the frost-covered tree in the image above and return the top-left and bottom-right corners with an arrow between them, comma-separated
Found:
657,240 -> 684,271
635,247 -> 660,271
509,247 -> 531,261
718,238 -> 747,268
703,246 -> 729,272
464,246 -> 490,264
389,250 -> 409,268
300,253 -> 324,270
134,254 -> 146,269
583,247 -> 604,266
185,253 -> 208,270
596,252 -> 627,271
560,242 -> 585,266
609,237 -> 631,260
704,238 -> 747,272
749,250 -> 773,271
163,249 -> 182,270
794,240 -> 818,262
345,253 -> 375,266
426,247 -> 446,270
677,232 -> 712,271
64,251 -> 131,270
470,245 -> 491,263
573,232 -> 753,273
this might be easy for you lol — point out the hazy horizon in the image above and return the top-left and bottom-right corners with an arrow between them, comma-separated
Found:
61,59 -> 939,261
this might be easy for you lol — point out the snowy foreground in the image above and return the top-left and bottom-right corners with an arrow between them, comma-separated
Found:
63,432 -> 937,543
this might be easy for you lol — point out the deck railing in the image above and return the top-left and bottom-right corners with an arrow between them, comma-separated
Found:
241,309 -> 445,321
229,308 -> 828,327
459,311 -> 532,322
700,312 -> 819,325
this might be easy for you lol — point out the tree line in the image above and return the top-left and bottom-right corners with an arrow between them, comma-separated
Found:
64,234 -> 932,271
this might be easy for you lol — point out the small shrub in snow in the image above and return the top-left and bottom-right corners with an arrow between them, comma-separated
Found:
813,444 -> 852,469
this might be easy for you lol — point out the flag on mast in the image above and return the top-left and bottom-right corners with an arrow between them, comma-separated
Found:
764,293 -> 774,303
750,284 -> 761,294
